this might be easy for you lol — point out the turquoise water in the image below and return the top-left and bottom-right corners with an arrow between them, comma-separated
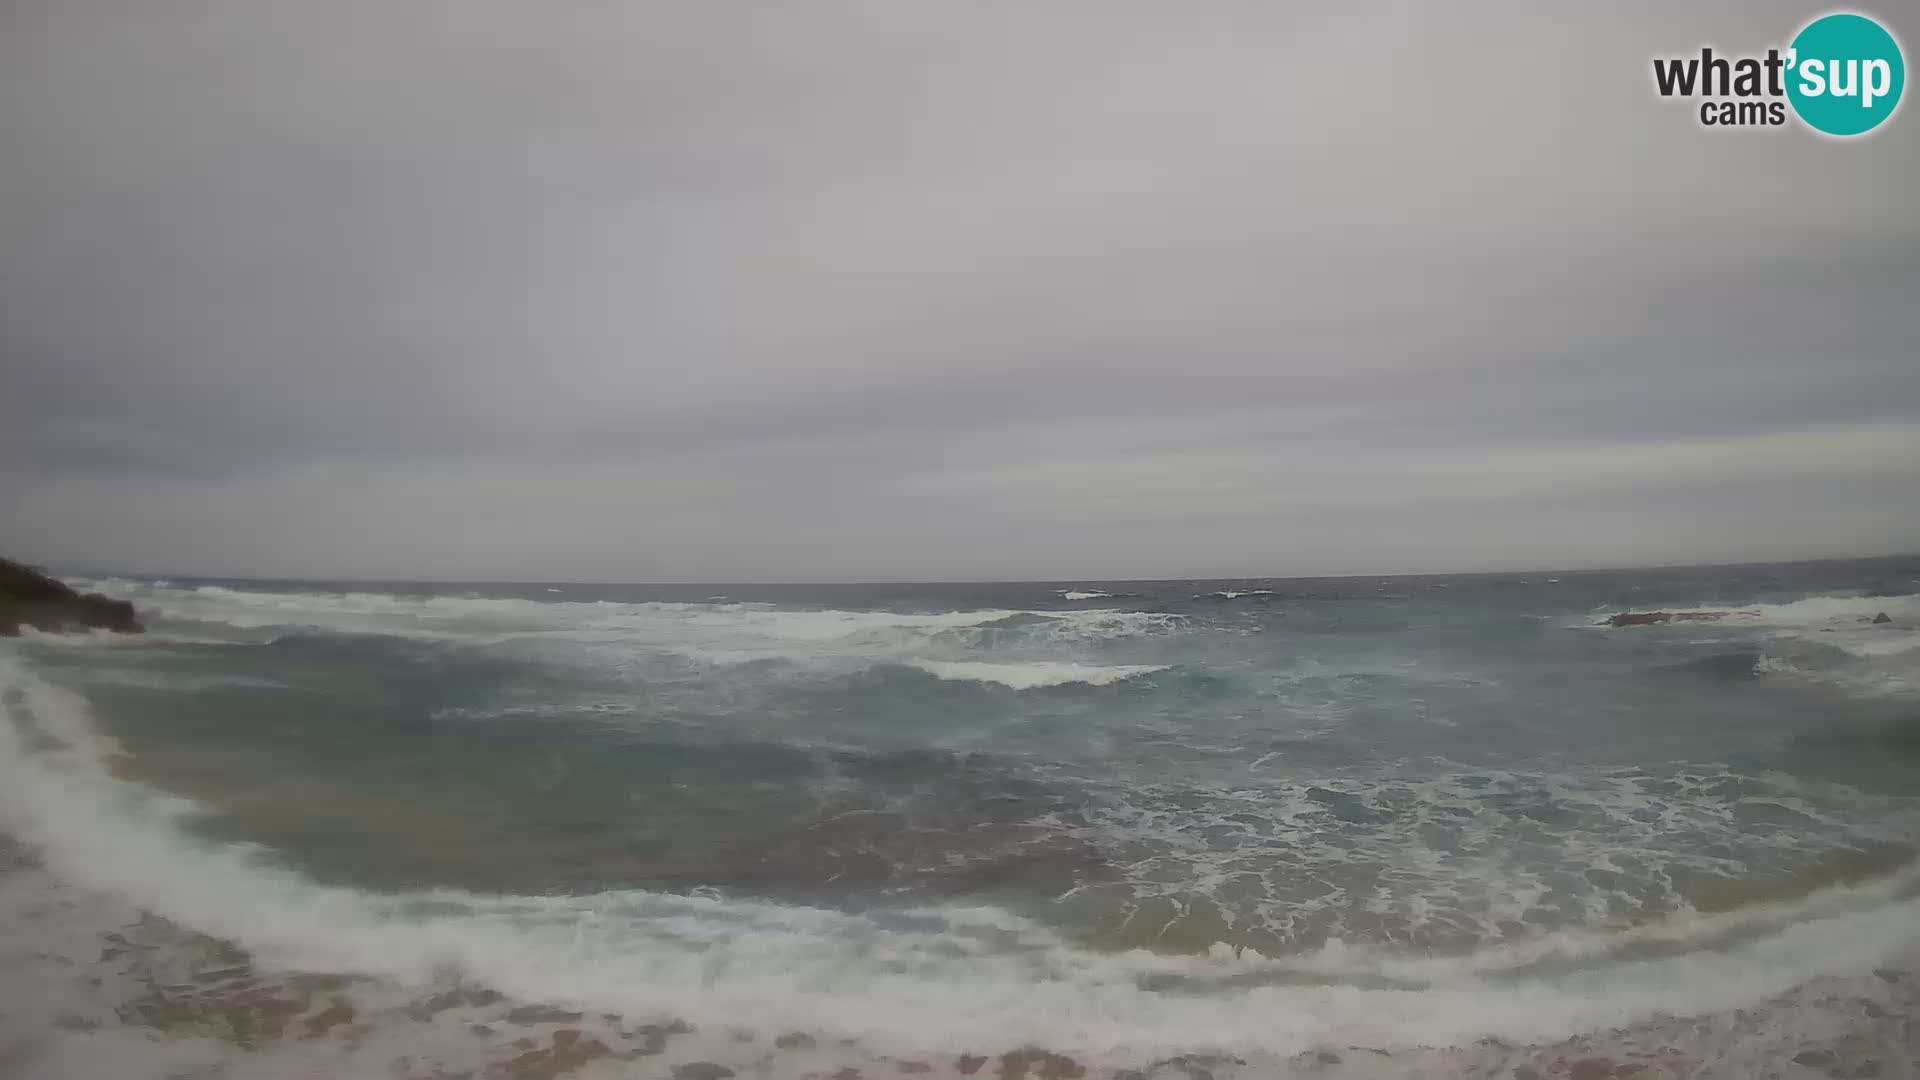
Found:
3,557 -> 1919,1056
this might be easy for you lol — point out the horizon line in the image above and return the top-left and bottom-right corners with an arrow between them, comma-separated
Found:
35,549 -> 1920,592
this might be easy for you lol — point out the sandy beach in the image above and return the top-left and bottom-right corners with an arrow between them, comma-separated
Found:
4,824 -> 1917,1080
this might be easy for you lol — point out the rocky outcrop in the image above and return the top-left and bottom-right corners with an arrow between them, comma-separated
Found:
0,556 -> 142,636
1602,610 -> 1740,628
1873,612 -> 1894,625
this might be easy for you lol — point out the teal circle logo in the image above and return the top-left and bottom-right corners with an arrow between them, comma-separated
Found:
1787,13 -> 1905,136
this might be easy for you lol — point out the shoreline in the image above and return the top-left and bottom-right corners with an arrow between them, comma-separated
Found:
3,830 -> 1917,1079
5,569 -> 1920,1078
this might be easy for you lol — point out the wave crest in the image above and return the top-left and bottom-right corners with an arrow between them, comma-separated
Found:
905,660 -> 1170,690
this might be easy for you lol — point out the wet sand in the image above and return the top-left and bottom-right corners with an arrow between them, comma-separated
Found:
2,830 -> 1918,1080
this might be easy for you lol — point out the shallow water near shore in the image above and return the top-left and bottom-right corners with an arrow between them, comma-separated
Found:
3,557 -> 1920,1077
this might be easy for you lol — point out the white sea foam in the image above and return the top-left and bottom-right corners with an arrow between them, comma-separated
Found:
10,626 -> 243,649
78,582 -> 1192,694
1582,591 -> 1912,626
58,669 -> 287,693
906,660 -> 1170,690
1571,593 -> 1920,699
102,581 -> 1182,651
1058,590 -> 1112,601
1209,590 -> 1274,599
1060,762 -> 1920,964
1742,593 -> 1918,626
1021,608 -> 1186,640
2,651 -> 1917,1064
1580,593 -> 1919,630
1686,595 -> 1920,698
1828,632 -> 1920,659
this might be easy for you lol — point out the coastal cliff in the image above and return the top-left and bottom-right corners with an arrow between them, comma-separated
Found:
0,556 -> 142,636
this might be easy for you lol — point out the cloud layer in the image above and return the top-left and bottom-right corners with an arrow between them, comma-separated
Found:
3,0 -> 1917,580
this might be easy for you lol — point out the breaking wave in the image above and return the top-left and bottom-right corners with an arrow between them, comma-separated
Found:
905,660 -> 1171,690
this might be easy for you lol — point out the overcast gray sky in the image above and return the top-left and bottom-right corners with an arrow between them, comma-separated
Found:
2,0 -> 1916,582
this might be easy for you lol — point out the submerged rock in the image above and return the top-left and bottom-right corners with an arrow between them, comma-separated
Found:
772,1032 -> 815,1050
1602,610 -> 1740,628
0,556 -> 142,636
997,1048 -> 1085,1079
500,1029 -> 613,1080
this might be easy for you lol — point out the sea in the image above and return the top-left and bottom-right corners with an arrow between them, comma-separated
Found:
2,556 -> 1919,1079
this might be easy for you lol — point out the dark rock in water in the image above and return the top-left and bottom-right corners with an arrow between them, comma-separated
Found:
1606,611 -> 1671,627
1873,612 -> 1893,624
1603,610 -> 1742,628
499,1029 -> 612,1080
0,556 -> 143,636
1144,1052 -> 1243,1079
997,1047 -> 1084,1079
1564,1059 -> 1619,1080
503,1005 -> 583,1025
976,612 -> 1059,630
